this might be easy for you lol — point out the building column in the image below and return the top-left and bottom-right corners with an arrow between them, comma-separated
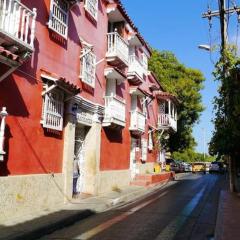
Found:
62,109 -> 76,203
82,113 -> 102,195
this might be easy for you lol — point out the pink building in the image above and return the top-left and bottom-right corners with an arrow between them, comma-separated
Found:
0,0 -> 177,219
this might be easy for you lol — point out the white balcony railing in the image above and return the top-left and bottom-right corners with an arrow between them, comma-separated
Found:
106,31 -> 129,65
103,95 -> 126,127
0,0 -> 37,49
130,110 -> 145,133
158,114 -> 177,131
128,55 -> 145,81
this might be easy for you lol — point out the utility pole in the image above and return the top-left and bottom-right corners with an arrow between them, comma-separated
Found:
202,1 -> 240,53
202,128 -> 206,161
202,1 -> 240,192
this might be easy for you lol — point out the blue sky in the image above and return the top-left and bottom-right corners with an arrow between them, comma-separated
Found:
121,0 -> 226,153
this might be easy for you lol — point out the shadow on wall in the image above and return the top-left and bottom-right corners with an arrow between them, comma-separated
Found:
104,128 -> 123,143
0,76 -> 29,118
17,36 -> 40,85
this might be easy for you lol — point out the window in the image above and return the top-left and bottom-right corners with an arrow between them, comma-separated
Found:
84,0 -> 98,20
41,89 -> 64,131
48,0 -> 69,39
141,138 -> 148,161
80,48 -> 96,88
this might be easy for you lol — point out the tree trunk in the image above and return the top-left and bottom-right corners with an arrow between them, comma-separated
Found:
229,154 -> 237,192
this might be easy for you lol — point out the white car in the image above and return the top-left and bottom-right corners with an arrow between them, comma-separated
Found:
209,162 -> 224,174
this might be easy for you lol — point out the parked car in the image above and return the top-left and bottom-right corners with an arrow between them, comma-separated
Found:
209,162 -> 225,174
192,162 -> 206,174
166,159 -> 181,173
205,162 -> 211,172
182,162 -> 192,172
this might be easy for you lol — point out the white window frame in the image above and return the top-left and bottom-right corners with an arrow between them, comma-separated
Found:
80,48 -> 96,88
84,0 -> 98,20
48,0 -> 69,39
41,89 -> 64,131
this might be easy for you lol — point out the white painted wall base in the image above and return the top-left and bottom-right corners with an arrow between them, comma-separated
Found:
0,173 -> 64,223
136,162 -> 155,174
97,170 -> 131,194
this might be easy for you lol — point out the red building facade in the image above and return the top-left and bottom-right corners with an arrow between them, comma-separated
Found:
0,0 -> 177,219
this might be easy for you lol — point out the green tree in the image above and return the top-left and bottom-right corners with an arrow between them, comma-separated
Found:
209,48 -> 240,191
149,50 -> 205,152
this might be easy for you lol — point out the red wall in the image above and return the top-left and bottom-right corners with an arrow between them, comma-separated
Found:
0,0 -> 161,176
0,0 -> 109,176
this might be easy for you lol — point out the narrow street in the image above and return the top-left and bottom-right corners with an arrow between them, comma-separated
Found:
39,173 -> 227,240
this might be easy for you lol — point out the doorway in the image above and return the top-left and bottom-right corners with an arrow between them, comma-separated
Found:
73,125 -> 89,195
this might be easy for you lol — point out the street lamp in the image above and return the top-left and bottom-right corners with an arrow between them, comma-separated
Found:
198,44 -> 211,51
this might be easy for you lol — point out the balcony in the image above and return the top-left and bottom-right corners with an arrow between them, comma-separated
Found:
0,0 -> 37,56
127,55 -> 145,84
129,110 -> 145,135
106,31 -> 129,68
103,95 -> 126,128
158,114 -> 177,132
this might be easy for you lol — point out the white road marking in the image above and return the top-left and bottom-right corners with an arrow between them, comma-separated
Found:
76,191 -> 168,239
155,186 -> 206,240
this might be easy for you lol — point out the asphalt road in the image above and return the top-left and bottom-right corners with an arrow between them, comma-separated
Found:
40,173 -> 227,240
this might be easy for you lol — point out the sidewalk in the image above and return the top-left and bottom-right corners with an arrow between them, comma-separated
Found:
215,190 -> 240,240
0,173 -> 187,240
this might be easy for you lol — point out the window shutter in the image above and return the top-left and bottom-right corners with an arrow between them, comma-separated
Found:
141,138 -> 148,161
84,0 -> 98,20
48,0 -> 69,39
81,49 -> 96,88
42,90 -> 64,131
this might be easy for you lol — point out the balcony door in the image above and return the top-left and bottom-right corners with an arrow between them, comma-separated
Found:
108,21 -> 125,37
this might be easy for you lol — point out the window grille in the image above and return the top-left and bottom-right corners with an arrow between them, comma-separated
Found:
159,101 -> 166,114
42,90 -> 64,131
80,49 -> 96,88
84,0 -> 98,20
141,138 -> 148,161
48,0 -> 69,39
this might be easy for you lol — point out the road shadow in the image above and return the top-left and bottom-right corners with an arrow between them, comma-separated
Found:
0,209 -> 95,240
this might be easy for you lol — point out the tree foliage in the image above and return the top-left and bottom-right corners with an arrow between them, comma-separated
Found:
172,150 -> 216,163
209,48 -> 240,158
149,50 -> 205,152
